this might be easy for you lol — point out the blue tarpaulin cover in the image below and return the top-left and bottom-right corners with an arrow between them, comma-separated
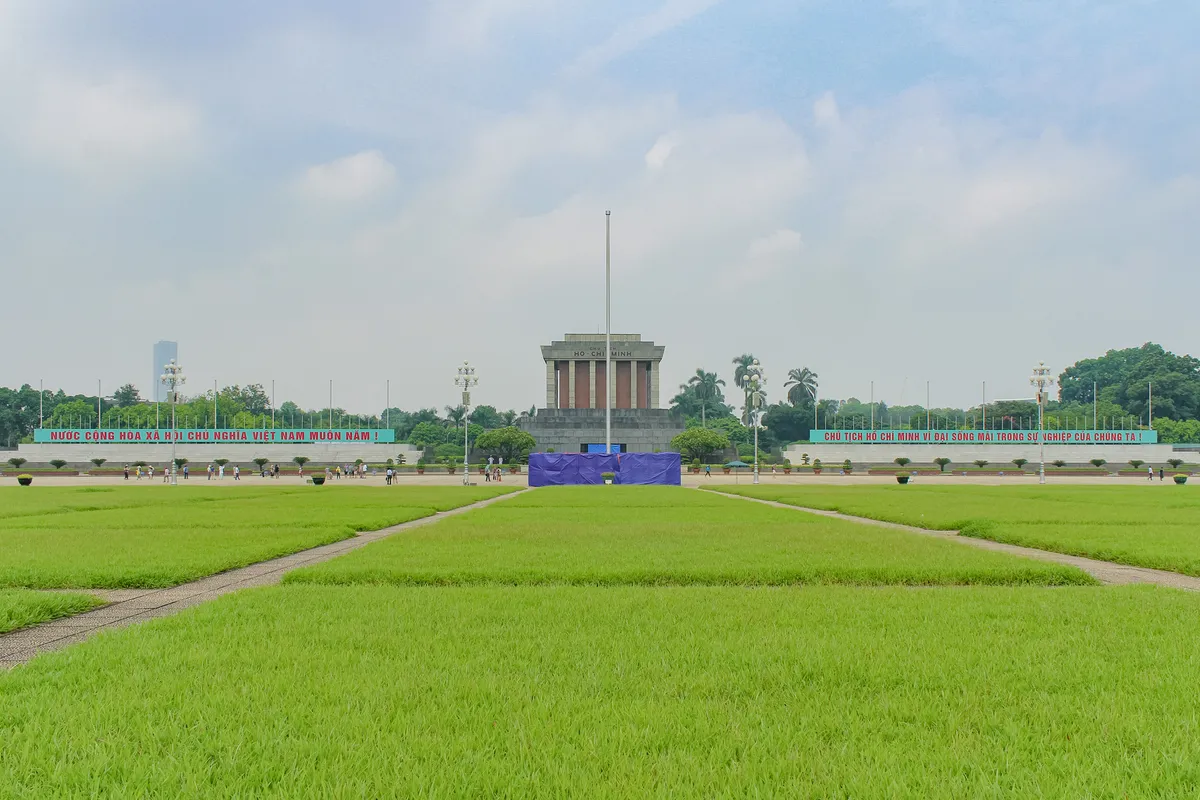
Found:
527,452 -> 681,487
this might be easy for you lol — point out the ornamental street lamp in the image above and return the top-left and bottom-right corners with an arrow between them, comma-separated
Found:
1030,361 -> 1054,485
743,360 -> 766,485
160,359 -> 186,487
455,362 -> 478,487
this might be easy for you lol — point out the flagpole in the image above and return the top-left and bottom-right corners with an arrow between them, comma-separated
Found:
604,210 -> 612,454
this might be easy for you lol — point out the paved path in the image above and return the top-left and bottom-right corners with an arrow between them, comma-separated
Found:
725,494 -> 1200,591
0,490 -> 525,669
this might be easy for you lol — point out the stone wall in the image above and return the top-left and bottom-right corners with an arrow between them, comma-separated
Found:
519,409 -> 685,454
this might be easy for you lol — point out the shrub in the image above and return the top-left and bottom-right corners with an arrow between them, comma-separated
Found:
174,458 -> 188,469
214,458 -> 230,467
49,459 -> 68,470
386,458 -> 394,466
670,428 -> 731,462
933,457 -> 951,472
800,453 -> 810,465
812,458 -> 822,469
1012,458 -> 1028,469
311,475 -> 326,486
1168,458 -> 1185,469
842,459 -> 852,474
1052,460 -> 1067,468
1129,459 -> 1144,469
7,457 -> 27,470
1090,458 -> 1107,468
1175,475 -> 1188,485
601,471 -> 615,482
973,460 -> 989,469
90,458 -> 107,469
17,473 -> 33,486
253,458 -> 270,470
133,461 -> 148,468
894,457 -> 911,467
293,456 -> 310,468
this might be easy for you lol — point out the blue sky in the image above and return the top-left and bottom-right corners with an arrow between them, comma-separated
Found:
2,0 -> 1197,412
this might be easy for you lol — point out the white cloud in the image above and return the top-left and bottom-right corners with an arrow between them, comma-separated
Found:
644,133 -> 678,169
298,150 -> 396,202
566,0 -> 723,76
23,74 -> 199,172
746,229 -> 802,259
813,91 -> 841,128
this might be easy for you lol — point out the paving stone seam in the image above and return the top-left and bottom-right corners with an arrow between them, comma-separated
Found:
0,490 -> 526,666
720,492 -> 1200,591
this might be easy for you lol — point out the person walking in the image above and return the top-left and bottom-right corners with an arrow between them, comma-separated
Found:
123,464 -> 130,480
233,464 -> 240,481
273,463 -> 280,479
162,466 -> 169,483
207,463 -> 213,480
218,463 -> 225,479
704,464 -> 711,478
183,464 -> 189,480
1160,467 -> 1165,482
1148,465 -> 1155,482
148,465 -> 154,480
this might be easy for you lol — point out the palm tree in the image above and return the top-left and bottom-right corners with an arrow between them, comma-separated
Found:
499,409 -> 518,426
687,369 -> 725,427
444,405 -> 466,429
731,354 -> 757,423
784,367 -> 818,406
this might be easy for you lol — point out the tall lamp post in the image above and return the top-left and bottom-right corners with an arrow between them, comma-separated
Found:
455,362 -> 478,487
1030,361 -> 1054,486
743,359 -> 766,485
160,359 -> 186,487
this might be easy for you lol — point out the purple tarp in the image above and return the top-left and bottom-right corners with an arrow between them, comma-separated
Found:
527,452 -> 682,487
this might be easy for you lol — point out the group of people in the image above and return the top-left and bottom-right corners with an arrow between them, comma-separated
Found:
483,456 -> 504,482
122,463 -> 189,481
324,463 -> 368,481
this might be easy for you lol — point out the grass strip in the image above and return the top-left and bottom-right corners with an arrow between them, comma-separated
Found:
0,589 -> 101,635
288,486 -> 1092,586
0,486 -> 515,589
709,484 -> 1200,576
2,584 -> 1199,797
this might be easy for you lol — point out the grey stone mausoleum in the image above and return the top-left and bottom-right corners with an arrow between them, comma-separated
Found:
519,334 -> 684,453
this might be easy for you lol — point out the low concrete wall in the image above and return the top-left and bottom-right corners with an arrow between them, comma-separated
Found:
784,442 -> 1178,465
12,442 -> 423,467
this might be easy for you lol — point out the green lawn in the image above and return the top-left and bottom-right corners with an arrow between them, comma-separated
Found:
0,486 -> 515,589
710,484 -> 1200,576
0,589 -> 101,635
3,584 -> 1199,797
288,486 -> 1091,586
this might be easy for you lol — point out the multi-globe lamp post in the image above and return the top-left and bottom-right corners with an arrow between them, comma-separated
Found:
743,360 -> 766,485
455,362 -> 478,487
1030,361 -> 1054,485
160,359 -> 186,486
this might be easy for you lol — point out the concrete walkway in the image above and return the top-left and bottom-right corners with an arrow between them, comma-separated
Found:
725,493 -> 1200,591
0,490 -> 525,669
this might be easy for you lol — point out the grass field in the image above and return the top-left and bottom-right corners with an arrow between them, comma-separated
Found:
3,584 -> 1200,797
287,486 -> 1092,587
0,486 -> 515,589
0,590 -> 101,635
710,484 -> 1200,576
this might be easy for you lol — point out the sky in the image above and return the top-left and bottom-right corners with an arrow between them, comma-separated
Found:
3,0 -> 1198,414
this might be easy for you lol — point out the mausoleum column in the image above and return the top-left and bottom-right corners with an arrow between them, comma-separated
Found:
568,361 -> 576,408
651,362 -> 661,409
588,361 -> 596,408
545,361 -> 556,408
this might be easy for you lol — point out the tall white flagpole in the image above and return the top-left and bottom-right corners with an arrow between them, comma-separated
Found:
605,210 -> 611,454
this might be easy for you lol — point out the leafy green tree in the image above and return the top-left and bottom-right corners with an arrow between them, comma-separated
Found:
1091,458 -> 1107,468
293,456 -> 310,467
1059,343 -> 1200,421
444,405 -> 467,429
894,457 -> 911,467
784,367 -> 818,406
1012,458 -> 1028,469
470,405 -> 503,430
113,384 -> 143,408
253,458 -> 270,470
1129,460 -> 1144,469
1168,458 -> 1184,469
49,459 -> 68,470
408,421 -> 447,448
761,402 -> 810,445
933,457 -> 951,472
670,428 -> 731,462
90,458 -> 107,469
475,427 -> 537,463
7,457 -> 27,470
973,460 -> 989,469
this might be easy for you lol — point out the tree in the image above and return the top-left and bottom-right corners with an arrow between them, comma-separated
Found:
669,428 -> 731,462
1129,460 -> 1144,469
933,457 -> 951,472
784,367 -> 818,406
894,457 -> 911,467
213,458 -> 230,468
1052,460 -> 1067,468
686,369 -> 726,427
1059,343 -> 1200,421
444,406 -> 466,429
174,458 -> 188,469
253,457 -> 270,470
409,422 -> 447,448
761,402 -> 810,445
1012,458 -> 1028,469
471,405 -> 503,430
474,427 -> 537,463
731,353 -> 757,421
499,409 -> 518,427
50,459 -> 68,470
113,384 -> 143,408
973,460 -> 989,469
7,457 -> 27,470
90,458 -> 107,469
1168,458 -> 1184,468
293,456 -> 310,467
1090,459 -> 1107,468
